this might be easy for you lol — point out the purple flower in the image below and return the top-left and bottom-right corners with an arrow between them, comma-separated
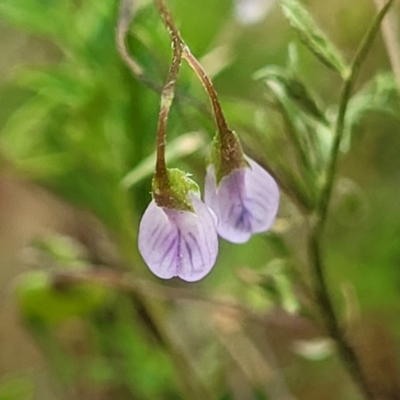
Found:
138,193 -> 218,282
204,156 -> 279,243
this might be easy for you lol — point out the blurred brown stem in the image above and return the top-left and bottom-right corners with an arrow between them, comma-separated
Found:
52,269 -> 255,317
116,0 -> 162,91
373,0 -> 400,93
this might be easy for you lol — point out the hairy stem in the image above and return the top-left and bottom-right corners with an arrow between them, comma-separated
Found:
152,0 -> 183,185
154,0 -> 245,174
181,48 -> 229,135
153,0 -> 229,138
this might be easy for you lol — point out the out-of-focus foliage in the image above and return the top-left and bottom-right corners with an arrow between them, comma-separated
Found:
0,375 -> 34,400
281,0 -> 349,76
1,0 -> 400,399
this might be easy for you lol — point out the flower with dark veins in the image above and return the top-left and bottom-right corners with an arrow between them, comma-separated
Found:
139,173 -> 218,282
205,156 -> 279,243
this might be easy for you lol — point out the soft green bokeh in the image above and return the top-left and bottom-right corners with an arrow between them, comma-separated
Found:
1,0 -> 400,399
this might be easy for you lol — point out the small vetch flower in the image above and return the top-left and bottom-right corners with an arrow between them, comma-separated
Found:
139,169 -> 218,282
205,155 -> 279,244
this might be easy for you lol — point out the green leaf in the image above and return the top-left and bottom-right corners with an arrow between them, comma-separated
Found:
121,131 -> 206,188
350,0 -> 395,78
16,67 -> 91,108
341,72 -> 399,152
281,0 -> 349,77
74,0 -> 115,47
260,259 -> 300,315
0,96 -> 55,159
11,153 -> 73,180
73,0 -> 120,66
261,73 -> 330,172
15,271 -> 109,323
31,234 -> 89,269
348,72 -> 399,119
255,65 -> 328,126
0,376 -> 34,400
92,298 -> 177,399
0,0 -> 71,44
173,0 -> 232,55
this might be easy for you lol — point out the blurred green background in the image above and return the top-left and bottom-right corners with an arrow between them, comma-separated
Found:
1,0 -> 400,399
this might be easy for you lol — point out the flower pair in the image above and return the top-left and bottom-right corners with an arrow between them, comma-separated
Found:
138,154 -> 280,282
135,0 -> 279,282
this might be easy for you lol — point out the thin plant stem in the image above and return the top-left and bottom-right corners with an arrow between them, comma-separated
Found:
153,0 -> 230,138
152,0 -> 183,185
308,233 -> 375,400
277,100 -> 315,175
309,2 -> 395,399
153,1 -> 372,397
117,0 -> 162,91
271,99 -> 319,207
154,0 -> 245,174
51,269 -> 254,318
116,0 -> 211,117
318,0 -> 394,227
181,48 -> 230,135
117,0 -> 183,184
121,0 -> 394,398
116,4 -> 215,397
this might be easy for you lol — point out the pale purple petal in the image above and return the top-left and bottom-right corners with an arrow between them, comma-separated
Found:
138,194 -> 218,282
204,156 -> 279,243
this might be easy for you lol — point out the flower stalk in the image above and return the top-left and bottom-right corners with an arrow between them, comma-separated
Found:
154,0 -> 246,178
152,0 -> 183,206
154,0 -> 280,244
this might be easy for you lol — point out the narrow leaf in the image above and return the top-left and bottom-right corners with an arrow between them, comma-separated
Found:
281,0 -> 349,77
341,72 -> 399,152
0,97 -> 54,158
0,0 -> 70,43
255,65 -> 328,125
121,132 -> 206,188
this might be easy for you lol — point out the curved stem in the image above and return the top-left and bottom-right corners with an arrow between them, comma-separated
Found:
152,0 -> 183,185
117,0 -> 163,91
153,0 -> 230,138
181,47 -> 229,136
154,0 -> 245,176
116,0 -> 212,120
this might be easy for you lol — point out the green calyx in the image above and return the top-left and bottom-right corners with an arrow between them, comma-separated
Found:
209,131 -> 248,184
152,168 -> 200,212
